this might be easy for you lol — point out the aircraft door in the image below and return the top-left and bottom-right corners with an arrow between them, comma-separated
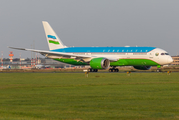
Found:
149,52 -> 153,59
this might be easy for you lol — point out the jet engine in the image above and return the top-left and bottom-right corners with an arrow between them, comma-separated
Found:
133,66 -> 151,70
90,58 -> 110,69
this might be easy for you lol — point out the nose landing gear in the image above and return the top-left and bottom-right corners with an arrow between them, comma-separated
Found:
109,67 -> 119,72
156,65 -> 161,72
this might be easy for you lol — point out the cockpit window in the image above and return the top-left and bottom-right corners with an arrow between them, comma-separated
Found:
161,53 -> 169,55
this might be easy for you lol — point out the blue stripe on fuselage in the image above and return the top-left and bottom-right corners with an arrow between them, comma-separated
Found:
51,47 -> 156,53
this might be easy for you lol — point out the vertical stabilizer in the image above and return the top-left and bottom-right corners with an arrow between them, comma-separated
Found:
42,21 -> 66,50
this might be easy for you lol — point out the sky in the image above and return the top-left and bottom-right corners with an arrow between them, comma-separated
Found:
0,0 -> 179,58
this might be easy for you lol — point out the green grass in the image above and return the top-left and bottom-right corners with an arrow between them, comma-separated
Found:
0,73 -> 179,120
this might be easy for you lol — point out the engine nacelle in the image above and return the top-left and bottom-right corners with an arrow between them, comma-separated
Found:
133,66 -> 151,70
90,58 -> 110,69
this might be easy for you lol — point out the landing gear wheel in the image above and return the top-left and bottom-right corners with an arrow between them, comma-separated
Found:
109,67 -> 119,72
89,68 -> 98,72
89,68 -> 92,72
94,69 -> 98,72
115,69 -> 119,72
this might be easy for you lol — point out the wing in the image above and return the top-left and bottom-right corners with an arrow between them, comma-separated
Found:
9,47 -> 118,62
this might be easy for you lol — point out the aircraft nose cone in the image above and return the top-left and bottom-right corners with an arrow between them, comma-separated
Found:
168,57 -> 173,64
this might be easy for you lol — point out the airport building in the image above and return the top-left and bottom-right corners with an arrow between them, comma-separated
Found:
171,56 -> 179,66
0,57 -> 73,69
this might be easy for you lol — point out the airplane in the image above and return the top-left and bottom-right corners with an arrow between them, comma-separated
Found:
35,64 -> 45,69
9,21 -> 173,72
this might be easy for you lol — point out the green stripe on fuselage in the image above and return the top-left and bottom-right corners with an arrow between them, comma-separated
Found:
53,58 -> 159,66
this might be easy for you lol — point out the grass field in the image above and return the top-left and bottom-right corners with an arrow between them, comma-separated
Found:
0,72 -> 179,120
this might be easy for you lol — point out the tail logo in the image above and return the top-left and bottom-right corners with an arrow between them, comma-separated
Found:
47,35 -> 60,45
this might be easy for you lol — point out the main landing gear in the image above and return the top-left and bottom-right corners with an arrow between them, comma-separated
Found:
88,67 -> 119,72
88,68 -> 98,72
109,67 -> 119,72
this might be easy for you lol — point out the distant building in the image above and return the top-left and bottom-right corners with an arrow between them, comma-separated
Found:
171,56 -> 179,65
0,57 -> 69,69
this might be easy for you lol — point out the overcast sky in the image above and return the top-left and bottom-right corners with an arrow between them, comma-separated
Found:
1,0 -> 179,58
